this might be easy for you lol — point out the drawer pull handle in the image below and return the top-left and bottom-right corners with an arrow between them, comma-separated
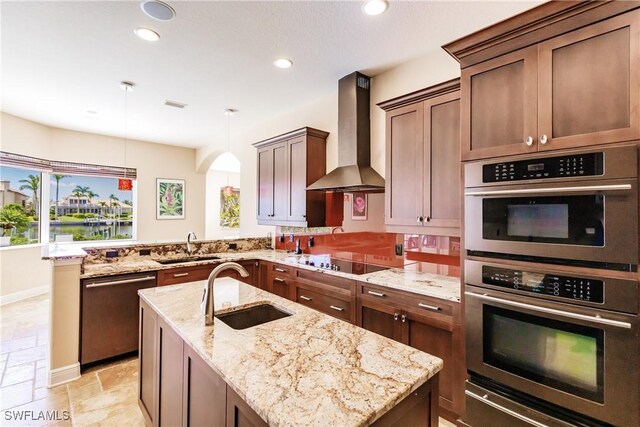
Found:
173,273 -> 190,278
329,305 -> 344,312
418,303 -> 441,311
367,291 -> 386,297
85,275 -> 156,288
300,295 -> 312,301
274,268 -> 286,273
274,278 -> 285,283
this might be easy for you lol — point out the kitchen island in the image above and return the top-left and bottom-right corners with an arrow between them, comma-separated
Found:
138,277 -> 443,427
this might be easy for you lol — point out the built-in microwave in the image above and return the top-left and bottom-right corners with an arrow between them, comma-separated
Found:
464,145 -> 638,271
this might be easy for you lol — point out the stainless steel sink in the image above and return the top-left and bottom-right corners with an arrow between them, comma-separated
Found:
157,255 -> 220,265
215,304 -> 291,330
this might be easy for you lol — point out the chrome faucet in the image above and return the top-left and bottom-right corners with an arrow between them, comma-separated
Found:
186,232 -> 197,255
201,262 -> 249,326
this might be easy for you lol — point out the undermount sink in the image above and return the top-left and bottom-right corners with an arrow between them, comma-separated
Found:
157,255 -> 220,265
215,304 -> 291,330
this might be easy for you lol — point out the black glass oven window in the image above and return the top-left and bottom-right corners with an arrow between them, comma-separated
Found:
484,306 -> 604,403
482,195 -> 604,245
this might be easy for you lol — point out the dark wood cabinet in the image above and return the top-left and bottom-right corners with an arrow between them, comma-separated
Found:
157,264 -> 218,287
254,127 -> 341,227
226,386 -> 268,427
294,268 -> 356,324
158,318 -> 183,427
357,283 -> 463,423
216,260 -> 259,287
267,263 -> 294,301
183,346 -> 227,427
81,272 -> 157,365
458,8 -> 640,160
380,80 -> 461,236
139,299 -> 158,427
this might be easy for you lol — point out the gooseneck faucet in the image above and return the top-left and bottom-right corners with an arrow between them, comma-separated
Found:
201,262 -> 249,326
186,232 -> 197,255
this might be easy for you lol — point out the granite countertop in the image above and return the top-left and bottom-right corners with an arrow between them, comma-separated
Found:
139,278 -> 443,427
81,249 -> 461,302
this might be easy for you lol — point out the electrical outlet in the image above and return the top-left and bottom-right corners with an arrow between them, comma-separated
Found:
139,249 -> 151,256
105,250 -> 119,259
289,234 -> 294,242
228,243 -> 238,250
395,244 -> 403,256
279,234 -> 285,243
308,236 -> 314,247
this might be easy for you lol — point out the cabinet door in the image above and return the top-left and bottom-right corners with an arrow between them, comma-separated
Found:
461,46 -> 538,160
358,297 -> 402,342
226,385 -> 268,427
538,10 -> 640,150
424,92 -> 460,229
256,147 -> 274,221
258,262 -> 270,291
287,136 -> 307,222
270,275 -> 291,300
158,318 -> 183,427
271,142 -> 288,221
385,103 -> 424,226
402,310 -> 458,417
183,346 -> 226,427
139,299 -> 158,426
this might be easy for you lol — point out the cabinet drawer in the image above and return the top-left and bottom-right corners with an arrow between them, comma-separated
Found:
295,268 -> 355,295
271,263 -> 293,277
296,286 -> 352,323
360,284 -> 456,319
158,264 -> 217,286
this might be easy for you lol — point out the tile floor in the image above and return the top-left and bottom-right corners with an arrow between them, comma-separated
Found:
1,294 -> 456,427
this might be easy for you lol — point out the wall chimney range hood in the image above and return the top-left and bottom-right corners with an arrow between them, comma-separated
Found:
307,72 -> 385,193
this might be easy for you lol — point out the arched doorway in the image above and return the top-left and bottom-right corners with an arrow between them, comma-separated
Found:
205,152 -> 241,239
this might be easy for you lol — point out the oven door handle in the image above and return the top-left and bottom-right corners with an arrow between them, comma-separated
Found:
465,291 -> 632,329
464,183 -> 632,197
465,390 -> 550,427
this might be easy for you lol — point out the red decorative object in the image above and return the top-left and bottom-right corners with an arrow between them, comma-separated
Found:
222,185 -> 235,196
118,179 -> 133,191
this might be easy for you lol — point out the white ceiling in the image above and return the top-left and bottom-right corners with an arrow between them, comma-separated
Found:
1,0 -> 542,150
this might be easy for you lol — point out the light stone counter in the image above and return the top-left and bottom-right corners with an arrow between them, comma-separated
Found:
139,278 -> 443,427
82,249 -> 461,302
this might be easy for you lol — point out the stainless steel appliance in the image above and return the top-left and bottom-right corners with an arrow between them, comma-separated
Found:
293,254 -> 390,274
464,145 -> 638,271
464,259 -> 639,426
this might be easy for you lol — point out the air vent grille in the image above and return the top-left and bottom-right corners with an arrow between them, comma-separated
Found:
357,76 -> 370,90
164,100 -> 188,109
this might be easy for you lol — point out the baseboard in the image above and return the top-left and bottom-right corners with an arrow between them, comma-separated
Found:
48,362 -> 81,387
0,285 -> 49,305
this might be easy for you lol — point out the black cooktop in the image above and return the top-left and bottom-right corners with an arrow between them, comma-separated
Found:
297,255 -> 390,275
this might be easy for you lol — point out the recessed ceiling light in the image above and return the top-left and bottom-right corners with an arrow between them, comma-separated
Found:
134,27 -> 160,42
362,0 -> 388,16
224,108 -> 237,116
86,110 -> 98,115
140,0 -> 176,21
273,58 -> 293,69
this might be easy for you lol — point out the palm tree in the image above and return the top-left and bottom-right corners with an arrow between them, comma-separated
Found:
98,201 -> 108,218
19,174 -> 40,218
86,190 -> 99,214
52,174 -> 68,219
108,194 -> 119,217
72,186 -> 89,214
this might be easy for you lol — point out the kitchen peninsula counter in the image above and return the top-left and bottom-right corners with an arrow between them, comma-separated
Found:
138,278 -> 443,426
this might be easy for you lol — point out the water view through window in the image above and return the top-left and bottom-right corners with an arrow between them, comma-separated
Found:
49,174 -> 134,242
0,166 -> 41,246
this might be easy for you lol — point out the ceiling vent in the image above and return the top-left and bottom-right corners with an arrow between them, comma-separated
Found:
141,0 -> 176,21
164,100 -> 187,109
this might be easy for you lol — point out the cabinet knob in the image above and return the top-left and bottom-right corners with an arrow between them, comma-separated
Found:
525,136 -> 534,146
416,216 -> 423,223
540,134 -> 548,145
393,313 -> 399,321
425,216 -> 431,222
401,314 -> 407,323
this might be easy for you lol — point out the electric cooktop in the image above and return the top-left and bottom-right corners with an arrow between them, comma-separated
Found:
295,255 -> 390,275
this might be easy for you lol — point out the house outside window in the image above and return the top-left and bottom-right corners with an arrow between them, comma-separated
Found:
0,166 -> 42,246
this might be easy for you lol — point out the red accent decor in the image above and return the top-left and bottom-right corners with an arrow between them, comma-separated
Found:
118,179 -> 133,191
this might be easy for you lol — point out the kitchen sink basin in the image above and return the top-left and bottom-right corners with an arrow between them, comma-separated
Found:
215,304 -> 291,330
157,255 -> 220,265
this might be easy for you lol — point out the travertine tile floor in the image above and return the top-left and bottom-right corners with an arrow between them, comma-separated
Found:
1,294 -> 456,427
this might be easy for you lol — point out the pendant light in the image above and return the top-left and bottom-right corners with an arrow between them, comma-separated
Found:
118,81 -> 134,191
221,108 -> 237,196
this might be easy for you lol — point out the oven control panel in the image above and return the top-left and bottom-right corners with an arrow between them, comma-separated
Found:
482,266 -> 604,303
482,152 -> 604,183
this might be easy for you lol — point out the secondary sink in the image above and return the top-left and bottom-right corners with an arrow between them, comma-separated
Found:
215,304 -> 291,330
157,255 -> 220,265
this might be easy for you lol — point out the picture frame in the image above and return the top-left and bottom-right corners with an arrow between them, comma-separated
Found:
351,192 -> 367,221
157,178 -> 185,220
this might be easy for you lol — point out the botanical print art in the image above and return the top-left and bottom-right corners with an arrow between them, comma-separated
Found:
220,187 -> 240,228
157,178 -> 185,219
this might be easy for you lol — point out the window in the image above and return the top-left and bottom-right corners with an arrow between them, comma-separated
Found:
0,166 -> 42,246
49,175 -> 135,242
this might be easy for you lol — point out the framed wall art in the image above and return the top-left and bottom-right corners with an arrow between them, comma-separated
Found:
157,178 -> 185,220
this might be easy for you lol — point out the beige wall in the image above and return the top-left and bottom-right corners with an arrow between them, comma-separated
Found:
0,112 -> 206,298
0,246 -> 51,301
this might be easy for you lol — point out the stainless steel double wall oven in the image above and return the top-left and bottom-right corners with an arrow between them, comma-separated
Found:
463,145 -> 640,427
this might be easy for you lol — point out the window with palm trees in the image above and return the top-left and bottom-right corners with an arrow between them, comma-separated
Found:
0,166 -> 41,246
49,174 -> 135,242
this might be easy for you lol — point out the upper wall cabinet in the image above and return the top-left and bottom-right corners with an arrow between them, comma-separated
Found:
446,4 -> 640,161
379,79 -> 461,236
254,127 -> 341,227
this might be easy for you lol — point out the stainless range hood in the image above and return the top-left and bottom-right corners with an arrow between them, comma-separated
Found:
307,72 -> 385,193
